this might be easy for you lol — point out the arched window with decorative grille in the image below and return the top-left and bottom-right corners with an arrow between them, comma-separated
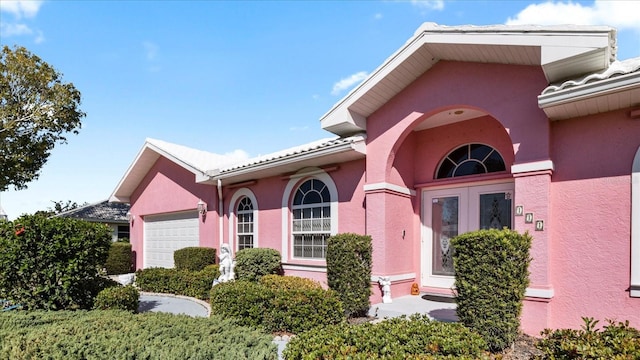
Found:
436,143 -> 506,179
236,196 -> 254,250
292,178 -> 332,259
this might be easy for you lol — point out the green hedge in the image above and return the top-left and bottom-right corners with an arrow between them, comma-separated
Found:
174,247 -> 216,271
0,310 -> 277,360
283,314 -> 487,359
93,285 -> 139,312
234,248 -> 282,282
135,267 -> 219,300
451,228 -> 532,352
326,233 -> 372,318
0,215 -> 112,310
536,317 -> 640,359
210,276 -> 345,334
104,242 -> 132,275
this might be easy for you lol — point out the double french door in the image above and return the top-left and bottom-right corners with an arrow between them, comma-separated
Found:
422,182 -> 514,288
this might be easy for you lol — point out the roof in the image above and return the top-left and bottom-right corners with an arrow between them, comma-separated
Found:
320,23 -> 616,136
207,135 -> 367,184
57,200 -> 130,223
110,135 -> 366,202
110,138 -> 248,203
539,57 -> 640,120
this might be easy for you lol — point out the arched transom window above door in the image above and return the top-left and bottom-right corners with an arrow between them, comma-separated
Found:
436,143 -> 506,179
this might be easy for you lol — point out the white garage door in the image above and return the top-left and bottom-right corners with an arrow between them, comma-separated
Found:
144,211 -> 200,268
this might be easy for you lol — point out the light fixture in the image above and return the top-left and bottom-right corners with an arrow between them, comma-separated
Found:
126,211 -> 134,222
197,199 -> 207,216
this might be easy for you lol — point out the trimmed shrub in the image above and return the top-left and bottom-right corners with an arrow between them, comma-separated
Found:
0,310 -> 277,359
210,280 -> 272,328
93,285 -> 139,312
210,276 -> 346,334
283,314 -> 487,359
0,215 -> 112,310
536,317 -> 640,359
174,246 -> 216,271
263,287 -> 344,334
234,248 -> 282,282
104,242 -> 132,275
451,228 -> 532,352
135,267 -> 216,300
202,264 -> 222,279
326,233 -> 372,318
259,274 -> 322,291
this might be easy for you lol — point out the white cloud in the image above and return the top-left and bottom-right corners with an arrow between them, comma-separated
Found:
331,71 -> 368,96
410,0 -> 444,11
0,0 -> 44,19
374,13 -> 383,20
0,22 -> 33,37
143,41 -> 158,60
507,0 -> 640,31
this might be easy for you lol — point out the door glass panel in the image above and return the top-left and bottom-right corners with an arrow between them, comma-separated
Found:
432,196 -> 458,276
479,192 -> 512,230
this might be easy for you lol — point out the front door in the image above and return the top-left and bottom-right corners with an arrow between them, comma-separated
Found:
422,182 -> 514,288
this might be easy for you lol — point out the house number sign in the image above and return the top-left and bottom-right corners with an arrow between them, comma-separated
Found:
524,213 -> 534,224
515,205 -> 524,216
535,220 -> 544,231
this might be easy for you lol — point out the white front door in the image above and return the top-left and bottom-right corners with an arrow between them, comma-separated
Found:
422,182 -> 514,288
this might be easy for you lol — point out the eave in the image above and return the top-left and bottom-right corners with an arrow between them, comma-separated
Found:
320,23 -> 616,136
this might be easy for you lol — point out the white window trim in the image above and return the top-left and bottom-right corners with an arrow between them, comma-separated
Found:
281,168 -> 338,262
631,146 -> 640,297
228,188 -> 258,253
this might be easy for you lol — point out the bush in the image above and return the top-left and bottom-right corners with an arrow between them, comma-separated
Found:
264,287 -> 344,334
209,280 -> 271,328
283,314 -> 487,359
210,276 -> 346,334
0,215 -> 112,310
234,248 -> 282,282
536,317 -> 640,359
326,233 -> 372,318
174,247 -> 216,271
93,285 -> 139,312
104,242 -> 132,275
451,228 -> 532,352
0,310 -> 277,359
259,274 -> 322,291
135,267 -> 216,300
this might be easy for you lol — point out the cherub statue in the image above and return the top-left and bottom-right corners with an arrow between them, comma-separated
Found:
378,276 -> 392,303
212,243 -> 235,286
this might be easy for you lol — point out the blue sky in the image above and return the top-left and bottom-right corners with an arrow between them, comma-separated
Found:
1,0 -> 639,219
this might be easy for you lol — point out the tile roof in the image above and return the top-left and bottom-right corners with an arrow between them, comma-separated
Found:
541,57 -> 640,95
216,135 -> 365,175
146,138 -> 249,173
58,200 -> 130,223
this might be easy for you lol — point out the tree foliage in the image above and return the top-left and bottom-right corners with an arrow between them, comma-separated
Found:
1,45 -> 85,191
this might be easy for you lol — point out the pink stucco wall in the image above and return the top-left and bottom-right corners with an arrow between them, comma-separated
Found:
549,109 -> 640,330
129,157 -> 217,269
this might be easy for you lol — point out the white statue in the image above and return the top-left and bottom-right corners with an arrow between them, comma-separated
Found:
379,276 -> 392,304
212,243 -> 235,286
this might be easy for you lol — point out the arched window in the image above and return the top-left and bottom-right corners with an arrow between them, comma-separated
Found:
236,196 -> 254,250
436,143 -> 506,179
292,178 -> 331,259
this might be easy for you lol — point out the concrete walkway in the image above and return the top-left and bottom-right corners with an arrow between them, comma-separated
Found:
138,292 -> 210,317
368,293 -> 458,322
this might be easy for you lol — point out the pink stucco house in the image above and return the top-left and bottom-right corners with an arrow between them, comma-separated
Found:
110,23 -> 640,334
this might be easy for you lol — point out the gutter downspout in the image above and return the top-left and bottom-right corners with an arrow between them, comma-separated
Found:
217,179 -> 224,251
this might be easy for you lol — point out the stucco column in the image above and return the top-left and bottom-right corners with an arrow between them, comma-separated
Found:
365,184 -> 417,301
512,160 -> 554,334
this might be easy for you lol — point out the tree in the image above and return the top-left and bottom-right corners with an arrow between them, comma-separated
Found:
32,200 -> 86,217
1,45 -> 85,191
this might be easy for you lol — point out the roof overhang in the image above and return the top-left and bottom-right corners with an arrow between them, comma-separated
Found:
109,140 -> 209,203
203,135 -> 367,185
320,23 -> 616,136
539,58 -> 640,120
